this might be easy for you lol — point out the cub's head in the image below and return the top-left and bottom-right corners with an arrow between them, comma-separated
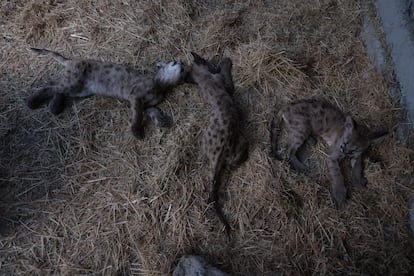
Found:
155,61 -> 186,86
188,52 -> 219,84
340,116 -> 388,158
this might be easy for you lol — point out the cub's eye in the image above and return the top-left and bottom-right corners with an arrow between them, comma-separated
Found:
340,142 -> 348,153
172,61 -> 178,66
345,146 -> 361,156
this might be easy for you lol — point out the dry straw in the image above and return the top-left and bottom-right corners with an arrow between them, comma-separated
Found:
0,0 -> 413,275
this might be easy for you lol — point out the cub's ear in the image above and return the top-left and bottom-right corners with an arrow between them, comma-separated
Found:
369,130 -> 388,144
344,116 -> 355,135
183,70 -> 196,84
156,62 -> 165,69
190,52 -> 206,65
217,57 -> 232,72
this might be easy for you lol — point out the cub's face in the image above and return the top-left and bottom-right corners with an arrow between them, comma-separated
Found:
340,116 -> 387,159
341,131 -> 371,159
156,61 -> 185,85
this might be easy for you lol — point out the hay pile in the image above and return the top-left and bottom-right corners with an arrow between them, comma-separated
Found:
1,0 -> 413,274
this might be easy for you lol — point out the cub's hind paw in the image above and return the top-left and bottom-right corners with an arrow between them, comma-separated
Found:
291,160 -> 306,173
49,94 -> 65,115
131,126 -> 145,140
332,185 -> 347,204
27,95 -> 44,109
27,88 -> 54,109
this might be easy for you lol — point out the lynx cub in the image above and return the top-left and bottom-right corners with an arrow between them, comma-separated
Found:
270,98 -> 387,203
190,52 -> 248,235
27,48 -> 187,139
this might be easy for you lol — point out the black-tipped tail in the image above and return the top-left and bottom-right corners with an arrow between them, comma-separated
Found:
208,180 -> 231,237
213,200 -> 231,236
29,47 -> 44,54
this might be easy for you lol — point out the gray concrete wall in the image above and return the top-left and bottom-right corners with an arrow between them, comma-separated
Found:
374,0 -> 414,126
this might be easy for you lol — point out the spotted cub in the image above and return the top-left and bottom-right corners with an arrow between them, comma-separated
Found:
27,48 -> 187,139
190,52 -> 248,235
270,98 -> 387,203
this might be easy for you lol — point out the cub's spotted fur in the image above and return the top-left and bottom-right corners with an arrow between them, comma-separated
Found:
27,48 -> 187,139
190,52 -> 248,236
271,98 -> 387,203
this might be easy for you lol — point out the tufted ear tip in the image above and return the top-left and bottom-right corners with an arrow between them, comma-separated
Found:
190,52 -> 205,65
369,130 -> 388,144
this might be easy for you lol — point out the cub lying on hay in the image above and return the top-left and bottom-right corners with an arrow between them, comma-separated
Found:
189,52 -> 248,236
27,48 -> 187,139
271,98 -> 388,203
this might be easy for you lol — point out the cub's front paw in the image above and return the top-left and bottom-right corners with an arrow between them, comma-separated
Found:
131,126 -> 145,139
291,160 -> 306,173
332,184 -> 347,203
352,177 -> 367,188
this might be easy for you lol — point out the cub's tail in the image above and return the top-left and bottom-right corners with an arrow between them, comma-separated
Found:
270,111 -> 283,160
209,178 -> 231,238
29,48 -> 69,66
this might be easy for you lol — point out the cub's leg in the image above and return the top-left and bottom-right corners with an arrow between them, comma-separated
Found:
130,98 -> 145,139
28,86 -> 73,115
145,107 -> 172,128
351,156 -> 367,188
47,82 -> 84,115
286,130 -> 308,172
231,134 -> 249,166
327,156 -> 347,203
217,58 -> 235,95
28,74 -> 85,114
49,93 -> 66,115
296,135 -> 317,164
27,86 -> 57,109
